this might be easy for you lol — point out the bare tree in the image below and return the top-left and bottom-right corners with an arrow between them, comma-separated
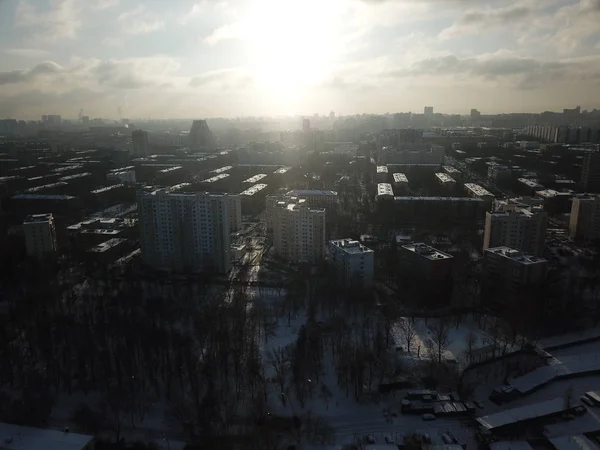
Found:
464,330 -> 477,365
399,317 -> 417,354
430,320 -> 452,364
268,346 -> 290,406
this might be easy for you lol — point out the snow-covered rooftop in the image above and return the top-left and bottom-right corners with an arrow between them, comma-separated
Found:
476,398 -> 565,430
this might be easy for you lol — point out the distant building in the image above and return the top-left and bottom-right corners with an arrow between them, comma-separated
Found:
393,197 -> 485,225
284,189 -> 338,207
379,143 -> 444,165
484,205 -> 547,256
328,238 -> 374,289
581,152 -> 600,193
137,187 -> 232,273
302,118 -> 311,133
483,247 -> 547,298
108,168 -> 136,184
226,195 -> 242,233
435,172 -> 456,190
23,213 -> 58,259
392,172 -> 409,193
464,183 -> 495,209
424,106 -> 434,118
131,130 -> 149,158
189,119 -> 216,152
272,199 -> 325,264
471,109 -> 481,119
569,195 -> 600,241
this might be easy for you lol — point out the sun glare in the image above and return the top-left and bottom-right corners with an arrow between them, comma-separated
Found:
244,0 -> 345,95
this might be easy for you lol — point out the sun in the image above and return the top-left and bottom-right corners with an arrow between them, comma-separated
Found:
244,0 -> 345,94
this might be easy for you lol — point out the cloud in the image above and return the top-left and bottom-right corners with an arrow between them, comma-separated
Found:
439,4 -> 533,39
189,68 -> 253,90
0,57 -> 182,90
387,51 -> 600,89
4,48 -> 52,58
117,6 -> 164,35
92,0 -> 118,10
0,61 -> 63,85
15,0 -> 82,41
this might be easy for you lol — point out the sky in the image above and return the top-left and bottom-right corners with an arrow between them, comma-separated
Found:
0,0 -> 599,119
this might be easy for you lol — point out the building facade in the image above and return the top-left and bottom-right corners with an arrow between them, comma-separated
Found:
569,195 -> 600,241
137,188 -> 232,273
227,194 -> 242,233
328,238 -> 374,289
189,119 -> 216,152
483,205 -> 547,257
483,247 -> 547,298
23,213 -> 58,259
272,200 -> 326,264
131,130 -> 149,158
581,152 -> 600,193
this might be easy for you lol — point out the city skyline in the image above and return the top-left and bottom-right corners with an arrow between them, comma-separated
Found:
1,0 -> 600,119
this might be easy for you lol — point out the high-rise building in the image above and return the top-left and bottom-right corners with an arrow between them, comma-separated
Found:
569,195 -> 600,241
328,239 -> 374,289
189,119 -> 216,152
137,188 -> 232,273
424,106 -> 434,117
302,118 -> 311,133
483,204 -> 547,256
483,247 -> 547,301
23,213 -> 58,259
132,130 -> 149,158
226,194 -> 242,233
272,198 -> 325,264
471,109 -> 481,119
581,151 -> 600,193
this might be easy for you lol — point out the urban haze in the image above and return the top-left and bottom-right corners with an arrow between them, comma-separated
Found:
1,1 -> 600,450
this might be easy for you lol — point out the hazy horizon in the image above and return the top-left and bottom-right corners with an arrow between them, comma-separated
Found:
1,0 -> 600,120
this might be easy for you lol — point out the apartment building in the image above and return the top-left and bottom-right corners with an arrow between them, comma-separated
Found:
483,203 -> 547,256
569,195 -> 600,241
581,152 -> 600,193
435,172 -> 456,190
272,199 -> 326,264
137,187 -> 232,273
464,183 -> 495,208
23,213 -> 58,259
376,165 -> 389,183
483,247 -> 547,299
377,183 -> 394,201
328,238 -> 375,289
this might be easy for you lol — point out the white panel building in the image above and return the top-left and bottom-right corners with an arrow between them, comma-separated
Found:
484,204 -> 547,256
329,238 -> 374,289
377,183 -> 394,201
23,213 -> 58,259
376,165 -> 389,183
137,187 -> 232,273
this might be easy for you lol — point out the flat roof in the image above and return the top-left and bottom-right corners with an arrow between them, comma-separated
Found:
443,165 -> 461,173
211,165 -> 233,174
90,184 -> 124,194
508,351 -> 600,394
393,173 -> 409,183
59,172 -> 91,181
0,422 -> 94,450
243,174 -> 267,183
158,165 -> 182,174
377,165 -> 388,173
491,442 -> 534,450
548,435 -> 598,450
12,194 -> 76,200
24,213 -> 53,223
240,183 -> 268,196
330,238 -> 374,254
485,247 -> 547,266
476,397 -> 565,430
201,173 -> 230,183
89,238 -> 127,253
377,183 -> 394,196
402,242 -> 453,261
518,178 -> 545,189
286,189 -> 337,197
394,196 -> 484,202
436,173 -> 456,183
25,182 -> 68,192
274,166 -> 292,174
464,183 -> 493,197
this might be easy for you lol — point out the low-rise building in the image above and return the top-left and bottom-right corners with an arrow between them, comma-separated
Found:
464,183 -> 494,210
23,213 -> 57,259
483,247 -> 547,300
443,165 -> 462,180
328,239 -> 374,289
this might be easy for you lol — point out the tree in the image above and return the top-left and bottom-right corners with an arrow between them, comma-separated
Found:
463,330 -> 477,365
430,320 -> 452,364
399,317 -> 417,354
268,346 -> 290,406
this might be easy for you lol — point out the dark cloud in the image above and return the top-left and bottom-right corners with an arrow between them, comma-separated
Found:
0,61 -> 63,85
